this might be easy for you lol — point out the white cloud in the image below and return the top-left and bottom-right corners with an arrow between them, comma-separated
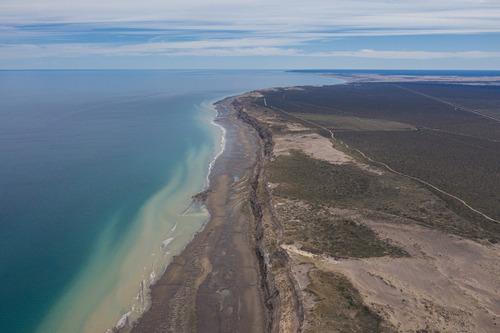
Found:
1,0 -> 500,33
0,41 -> 299,59
312,49 -> 500,59
2,42 -> 499,60
1,0 -> 500,64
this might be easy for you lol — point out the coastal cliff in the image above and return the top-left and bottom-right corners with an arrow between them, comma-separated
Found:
128,81 -> 500,333
127,92 -> 306,333
234,95 -> 304,333
233,84 -> 500,333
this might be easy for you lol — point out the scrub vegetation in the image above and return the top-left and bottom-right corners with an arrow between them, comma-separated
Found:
262,83 -> 500,223
234,82 -> 500,332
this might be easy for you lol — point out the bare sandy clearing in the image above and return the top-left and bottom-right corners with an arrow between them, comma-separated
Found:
274,133 -> 353,165
289,218 -> 500,333
336,223 -> 499,332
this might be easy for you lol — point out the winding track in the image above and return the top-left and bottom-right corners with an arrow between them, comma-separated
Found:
264,98 -> 500,224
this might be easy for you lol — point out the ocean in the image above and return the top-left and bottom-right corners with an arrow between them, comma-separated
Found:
0,70 -> 338,333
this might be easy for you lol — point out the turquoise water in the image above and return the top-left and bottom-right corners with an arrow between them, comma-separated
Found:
0,70 -> 337,332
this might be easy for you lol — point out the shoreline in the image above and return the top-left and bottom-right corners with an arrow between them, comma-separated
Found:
111,98 -> 231,332
205,117 -> 227,189
128,95 -> 268,332
106,105 -> 225,332
113,78 -> 339,333
122,82 -> 342,333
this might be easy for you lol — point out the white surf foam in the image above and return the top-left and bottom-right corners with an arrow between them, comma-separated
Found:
162,237 -> 174,248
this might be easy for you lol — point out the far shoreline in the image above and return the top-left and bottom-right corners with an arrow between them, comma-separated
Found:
289,69 -> 500,85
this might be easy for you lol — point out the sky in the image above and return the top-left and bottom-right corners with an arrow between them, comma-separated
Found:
1,0 -> 500,69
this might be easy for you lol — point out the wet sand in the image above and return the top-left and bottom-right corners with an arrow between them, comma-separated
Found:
130,97 -> 267,332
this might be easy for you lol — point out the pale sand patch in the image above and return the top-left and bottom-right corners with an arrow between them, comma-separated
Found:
355,162 -> 385,175
285,122 -> 309,132
240,91 -> 264,98
282,218 -> 500,332
282,244 -> 317,259
273,132 -> 385,175
329,222 -> 500,332
267,182 -> 280,190
282,244 -> 339,265
283,86 -> 306,91
274,133 -> 353,165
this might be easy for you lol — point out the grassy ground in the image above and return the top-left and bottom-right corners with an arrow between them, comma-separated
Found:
336,129 -> 500,222
293,112 -> 414,132
262,83 -> 500,224
236,85 -> 500,331
262,84 -> 500,140
267,150 -> 500,243
269,150 -> 377,206
397,83 -> 500,119
276,198 -> 407,258
268,150 -> 408,257
305,269 -> 385,333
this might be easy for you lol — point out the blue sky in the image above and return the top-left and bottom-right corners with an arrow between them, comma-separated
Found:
1,0 -> 500,69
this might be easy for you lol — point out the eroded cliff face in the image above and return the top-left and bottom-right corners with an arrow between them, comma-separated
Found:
233,96 -> 304,333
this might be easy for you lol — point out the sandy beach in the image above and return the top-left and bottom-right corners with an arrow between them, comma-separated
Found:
128,97 -> 268,332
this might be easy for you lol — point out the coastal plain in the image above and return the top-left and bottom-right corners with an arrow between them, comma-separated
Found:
238,79 -> 500,332
129,76 -> 500,332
